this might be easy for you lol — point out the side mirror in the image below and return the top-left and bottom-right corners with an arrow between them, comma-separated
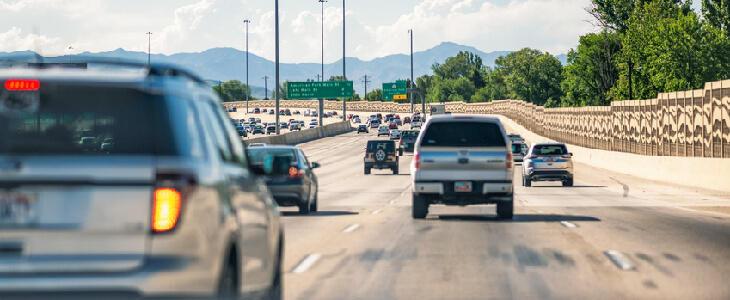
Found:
568,153 -> 573,156
311,162 -> 321,169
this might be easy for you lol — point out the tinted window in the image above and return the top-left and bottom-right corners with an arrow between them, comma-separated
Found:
421,121 -> 506,147
0,84 -> 177,155
197,100 -> 232,162
247,148 -> 298,175
532,145 -> 567,155
367,141 -> 394,152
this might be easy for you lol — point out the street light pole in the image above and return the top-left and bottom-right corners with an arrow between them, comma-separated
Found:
319,0 -> 327,81
146,32 -> 152,65
275,0 -> 280,134
244,20 -> 251,114
628,58 -> 633,100
263,76 -> 270,100
342,0 -> 346,119
408,29 -> 414,113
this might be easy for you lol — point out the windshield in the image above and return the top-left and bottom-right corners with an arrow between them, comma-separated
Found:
421,122 -> 506,147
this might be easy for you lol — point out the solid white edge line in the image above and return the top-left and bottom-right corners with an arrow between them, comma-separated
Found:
343,224 -> 360,233
560,221 -> 578,228
291,253 -> 322,273
604,250 -> 635,271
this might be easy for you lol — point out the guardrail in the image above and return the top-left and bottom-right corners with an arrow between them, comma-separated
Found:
225,78 -> 729,158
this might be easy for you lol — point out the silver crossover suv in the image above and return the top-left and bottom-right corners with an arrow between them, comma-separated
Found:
0,63 -> 283,299
522,142 -> 574,187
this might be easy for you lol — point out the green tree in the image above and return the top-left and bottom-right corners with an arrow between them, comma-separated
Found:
365,89 -> 383,101
432,51 -> 486,89
561,32 -> 621,106
495,48 -> 564,105
429,77 -> 476,103
702,0 -> 730,36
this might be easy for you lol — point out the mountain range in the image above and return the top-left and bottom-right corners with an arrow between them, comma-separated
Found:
0,42 -> 567,99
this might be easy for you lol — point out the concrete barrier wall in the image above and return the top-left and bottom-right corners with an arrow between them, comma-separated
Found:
226,78 -> 730,158
242,121 -> 352,146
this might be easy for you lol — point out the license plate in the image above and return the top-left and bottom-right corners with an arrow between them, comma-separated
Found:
0,192 -> 39,225
454,181 -> 472,192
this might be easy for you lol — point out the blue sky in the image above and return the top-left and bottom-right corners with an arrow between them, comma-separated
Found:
1,0 -> 606,63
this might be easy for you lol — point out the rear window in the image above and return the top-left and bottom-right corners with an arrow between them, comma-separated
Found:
512,144 -> 522,153
0,83 -> 177,155
420,121 -> 506,147
402,131 -> 419,138
532,145 -> 568,155
367,141 -> 394,152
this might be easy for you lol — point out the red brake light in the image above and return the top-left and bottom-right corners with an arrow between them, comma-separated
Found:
153,188 -> 181,232
288,167 -> 305,179
413,153 -> 421,170
5,79 -> 40,91
506,152 -> 513,169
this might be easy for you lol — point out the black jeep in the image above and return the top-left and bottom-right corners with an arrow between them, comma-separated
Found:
364,140 -> 402,174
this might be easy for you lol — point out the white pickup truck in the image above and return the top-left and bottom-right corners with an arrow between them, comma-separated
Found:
410,115 -> 514,219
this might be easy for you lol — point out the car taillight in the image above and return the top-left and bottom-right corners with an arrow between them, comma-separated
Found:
413,153 -> 421,170
153,188 -> 181,232
288,167 -> 305,179
529,155 -> 538,159
153,173 -> 196,233
506,152 -> 513,169
561,154 -> 572,158
5,79 -> 40,91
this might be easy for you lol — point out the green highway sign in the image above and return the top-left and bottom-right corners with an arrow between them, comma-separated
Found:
286,81 -> 354,99
383,80 -> 407,100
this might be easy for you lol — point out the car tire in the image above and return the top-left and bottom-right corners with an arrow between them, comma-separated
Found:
217,255 -> 239,300
523,176 -> 532,187
393,166 -> 399,174
563,178 -> 574,187
298,200 -> 311,214
496,197 -> 514,220
364,167 -> 371,175
309,188 -> 318,212
412,195 -> 428,219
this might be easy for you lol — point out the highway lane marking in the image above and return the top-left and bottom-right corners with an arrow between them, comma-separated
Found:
604,250 -> 635,271
389,200 -> 396,205
533,209 -> 545,213
291,253 -> 322,273
371,210 -> 382,214
343,224 -> 361,233
560,221 -> 578,228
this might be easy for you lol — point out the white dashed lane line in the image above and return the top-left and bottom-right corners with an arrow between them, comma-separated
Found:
343,224 -> 361,233
560,221 -> 578,228
604,250 -> 635,271
291,253 -> 322,273
371,210 -> 382,214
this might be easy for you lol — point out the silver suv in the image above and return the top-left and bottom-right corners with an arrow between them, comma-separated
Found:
0,63 -> 283,299
411,115 -> 514,219
522,143 -> 574,187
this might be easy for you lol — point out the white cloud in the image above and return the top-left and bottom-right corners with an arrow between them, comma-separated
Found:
157,0 -> 216,53
0,27 -> 62,54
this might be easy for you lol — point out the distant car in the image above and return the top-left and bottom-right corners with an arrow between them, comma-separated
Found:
353,117 -> 361,124
290,123 -> 301,131
311,111 -> 318,117
262,108 -> 267,112
248,117 -> 256,123
100,138 -> 115,152
269,110 -> 275,115
388,122 -> 398,130
370,119 -> 381,128
522,143 -> 574,187
253,107 -> 261,113
255,118 -> 262,123
358,124 -> 369,134
247,145 -> 320,214
411,117 -> 422,128
403,117 -> 411,124
252,125 -> 265,134
508,133 -> 525,144
293,110 -> 300,115
308,122 -> 317,129
332,111 -> 338,115
364,140 -> 401,174
377,125 -> 390,137
393,118 -> 402,126
389,129 -> 402,140
248,142 -> 268,147
512,142 -> 528,162
285,109 -> 291,115
235,125 -> 248,137
280,122 -> 288,129
266,124 -> 277,134
399,130 -> 419,152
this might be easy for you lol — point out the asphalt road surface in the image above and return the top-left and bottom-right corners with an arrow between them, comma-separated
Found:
279,121 -> 730,300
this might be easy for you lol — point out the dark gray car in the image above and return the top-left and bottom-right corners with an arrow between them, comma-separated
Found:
248,146 -> 320,214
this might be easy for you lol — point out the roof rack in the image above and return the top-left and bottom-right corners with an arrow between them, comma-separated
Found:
0,57 -> 208,85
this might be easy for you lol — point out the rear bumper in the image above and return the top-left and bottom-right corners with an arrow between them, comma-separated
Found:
0,255 -> 218,298
268,183 -> 308,206
365,162 -> 397,170
525,170 -> 573,181
412,181 -> 513,204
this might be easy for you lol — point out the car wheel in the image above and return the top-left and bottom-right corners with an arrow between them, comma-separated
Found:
412,195 -> 428,219
563,178 -> 574,187
393,166 -> 399,174
364,166 -> 371,174
309,187 -> 318,212
496,197 -> 514,220
298,199 -> 311,214
217,255 -> 239,300
523,176 -> 532,187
